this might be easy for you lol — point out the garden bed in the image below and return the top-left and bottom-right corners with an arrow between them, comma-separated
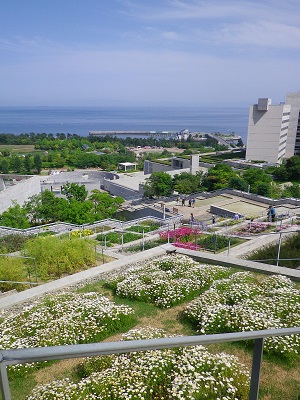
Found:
0,254 -> 299,399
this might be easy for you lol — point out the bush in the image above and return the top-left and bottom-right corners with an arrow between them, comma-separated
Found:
96,231 -> 142,246
0,256 -> 28,291
24,237 -> 96,279
247,232 -> 300,269
0,234 -> 31,254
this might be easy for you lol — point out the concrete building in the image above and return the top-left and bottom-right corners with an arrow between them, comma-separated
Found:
246,98 -> 291,164
0,175 -> 41,214
285,92 -> 300,158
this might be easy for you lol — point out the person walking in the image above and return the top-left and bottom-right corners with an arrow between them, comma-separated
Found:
267,206 -> 272,222
270,206 -> 276,222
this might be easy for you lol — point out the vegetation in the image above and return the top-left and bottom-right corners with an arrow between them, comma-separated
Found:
143,171 -> 174,198
0,132 -> 233,174
96,231 -> 143,247
0,234 -> 31,253
0,254 -> 299,399
247,232 -> 300,269
0,185 -> 124,227
24,236 -> 96,279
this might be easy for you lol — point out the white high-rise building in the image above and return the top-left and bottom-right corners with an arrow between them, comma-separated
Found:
285,92 -> 300,158
246,98 -> 291,164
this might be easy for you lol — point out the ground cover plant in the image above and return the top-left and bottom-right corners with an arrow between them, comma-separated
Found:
125,222 -> 160,233
26,327 -> 250,400
159,227 -> 242,252
184,272 -> 300,359
1,254 -> 299,399
231,222 -> 280,235
247,231 -> 300,269
0,292 -> 135,377
103,254 -> 234,308
96,231 -> 142,247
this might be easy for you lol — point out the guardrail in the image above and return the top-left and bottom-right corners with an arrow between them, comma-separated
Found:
0,327 -> 299,400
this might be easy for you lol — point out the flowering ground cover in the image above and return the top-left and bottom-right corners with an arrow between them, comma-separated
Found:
0,292 -> 135,375
27,327 -> 250,400
231,222 -> 286,236
158,227 -> 242,252
103,254 -> 234,308
184,272 -> 300,359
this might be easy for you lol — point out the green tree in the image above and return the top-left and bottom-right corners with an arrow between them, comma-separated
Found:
0,201 -> 30,228
285,155 -> 300,181
228,176 -> 248,191
10,155 -> 22,173
39,190 -> 62,223
61,183 -> 88,202
33,154 -> 42,174
24,194 -> 44,225
143,172 -> 173,198
24,154 -> 33,173
173,171 -> 203,194
0,159 -> 9,174
203,164 -> 236,191
88,190 -> 124,220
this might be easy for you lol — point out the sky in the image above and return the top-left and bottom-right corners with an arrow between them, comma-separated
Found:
1,0 -> 300,107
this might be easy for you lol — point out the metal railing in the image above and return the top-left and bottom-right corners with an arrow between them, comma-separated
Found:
0,327 -> 299,400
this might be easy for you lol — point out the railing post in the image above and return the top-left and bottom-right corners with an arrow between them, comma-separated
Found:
0,359 -> 11,400
249,338 -> 264,400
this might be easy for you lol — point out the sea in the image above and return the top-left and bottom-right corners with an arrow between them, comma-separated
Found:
0,106 -> 249,142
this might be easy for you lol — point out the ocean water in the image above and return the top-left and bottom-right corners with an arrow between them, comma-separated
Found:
0,106 -> 249,141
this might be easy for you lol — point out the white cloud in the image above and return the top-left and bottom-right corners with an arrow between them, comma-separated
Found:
215,21 -> 300,48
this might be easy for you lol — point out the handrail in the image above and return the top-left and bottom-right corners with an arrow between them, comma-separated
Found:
0,327 -> 299,400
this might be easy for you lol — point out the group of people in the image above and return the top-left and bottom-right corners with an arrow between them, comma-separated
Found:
177,196 -> 195,207
267,205 -> 276,222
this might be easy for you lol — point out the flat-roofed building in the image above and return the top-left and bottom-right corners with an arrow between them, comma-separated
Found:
285,92 -> 300,158
246,98 -> 291,164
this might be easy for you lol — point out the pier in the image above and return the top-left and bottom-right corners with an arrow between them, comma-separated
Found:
89,130 -> 178,138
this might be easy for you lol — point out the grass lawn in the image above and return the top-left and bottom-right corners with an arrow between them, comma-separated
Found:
0,144 -> 39,154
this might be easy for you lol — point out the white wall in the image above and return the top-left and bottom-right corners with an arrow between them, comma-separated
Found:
246,103 -> 290,163
0,176 -> 41,214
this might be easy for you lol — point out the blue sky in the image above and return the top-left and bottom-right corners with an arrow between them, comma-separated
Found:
1,0 -> 300,106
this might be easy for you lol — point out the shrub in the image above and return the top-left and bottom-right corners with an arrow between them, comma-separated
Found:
247,232 -> 300,269
0,234 -> 31,254
24,236 -> 96,279
0,256 -> 28,291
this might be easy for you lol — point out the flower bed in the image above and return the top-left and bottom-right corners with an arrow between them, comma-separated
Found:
184,272 -> 300,359
159,227 -> 241,252
231,222 -> 274,235
27,327 -> 250,400
103,254 -> 234,308
0,292 -> 134,375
